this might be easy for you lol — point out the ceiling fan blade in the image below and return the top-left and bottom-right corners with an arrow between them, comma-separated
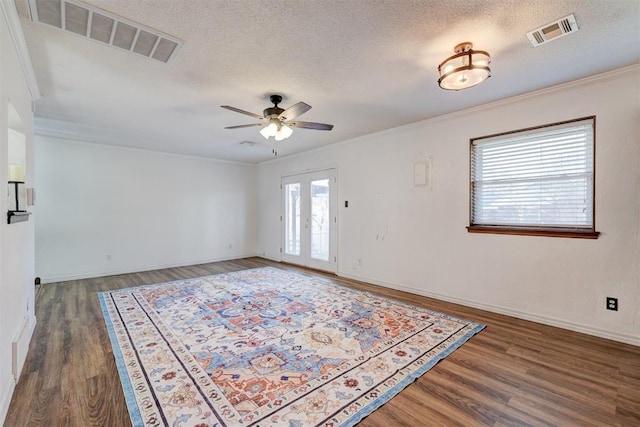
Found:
224,123 -> 265,129
221,105 -> 264,119
278,102 -> 311,121
289,121 -> 334,131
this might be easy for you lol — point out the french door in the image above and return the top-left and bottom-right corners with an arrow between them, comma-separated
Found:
281,169 -> 337,273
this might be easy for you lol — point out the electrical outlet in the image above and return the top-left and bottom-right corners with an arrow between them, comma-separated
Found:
606,297 -> 618,311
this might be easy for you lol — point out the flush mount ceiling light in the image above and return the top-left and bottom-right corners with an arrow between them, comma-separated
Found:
437,42 -> 491,91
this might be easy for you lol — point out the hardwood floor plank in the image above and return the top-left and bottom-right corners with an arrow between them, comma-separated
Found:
359,395 -> 428,427
392,383 -> 476,427
39,386 -> 64,427
3,370 -> 38,427
448,342 -> 620,419
87,370 -> 132,427
525,366 -> 618,413
506,394 -> 603,427
5,257 -> 639,426
26,384 -> 56,427
616,386 -> 640,427
41,318 -> 66,390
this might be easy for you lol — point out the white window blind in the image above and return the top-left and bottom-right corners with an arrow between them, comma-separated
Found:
470,117 -> 595,229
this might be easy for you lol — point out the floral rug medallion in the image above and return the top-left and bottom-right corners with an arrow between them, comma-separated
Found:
99,267 -> 484,426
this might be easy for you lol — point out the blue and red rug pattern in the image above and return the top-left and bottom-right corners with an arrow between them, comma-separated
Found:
99,267 -> 484,426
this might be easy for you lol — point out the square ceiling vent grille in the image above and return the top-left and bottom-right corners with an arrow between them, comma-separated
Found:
526,14 -> 579,47
28,0 -> 182,63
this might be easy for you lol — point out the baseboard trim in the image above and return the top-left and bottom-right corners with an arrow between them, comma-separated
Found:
338,271 -> 640,347
0,374 -> 16,426
259,254 -> 282,263
41,254 -> 258,284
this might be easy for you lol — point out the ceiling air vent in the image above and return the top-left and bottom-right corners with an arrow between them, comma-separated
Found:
526,14 -> 579,47
28,0 -> 182,63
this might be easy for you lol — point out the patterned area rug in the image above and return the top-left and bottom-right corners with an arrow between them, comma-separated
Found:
99,267 -> 484,426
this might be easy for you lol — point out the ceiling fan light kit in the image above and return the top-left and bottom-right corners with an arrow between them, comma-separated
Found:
275,125 -> 293,141
222,94 -> 334,145
259,120 -> 293,141
438,42 -> 491,91
259,120 -> 279,139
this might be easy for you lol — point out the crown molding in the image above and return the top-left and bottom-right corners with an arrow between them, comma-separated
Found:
35,117 -> 255,166
259,64 -> 640,165
386,64 -> 640,133
1,0 -> 41,101
34,116 -> 106,142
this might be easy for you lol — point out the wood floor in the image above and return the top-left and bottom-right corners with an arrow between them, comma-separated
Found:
5,257 -> 640,426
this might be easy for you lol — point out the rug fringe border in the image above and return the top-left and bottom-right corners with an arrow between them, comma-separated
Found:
98,293 -> 144,427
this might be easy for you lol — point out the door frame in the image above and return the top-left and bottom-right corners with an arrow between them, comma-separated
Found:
281,167 -> 337,273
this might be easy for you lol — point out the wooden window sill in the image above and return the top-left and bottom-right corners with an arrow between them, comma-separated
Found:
467,226 -> 600,239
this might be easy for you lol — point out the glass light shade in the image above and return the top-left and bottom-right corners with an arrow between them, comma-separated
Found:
259,126 -> 271,139
260,122 -> 279,139
438,44 -> 491,91
278,125 -> 293,139
267,122 -> 278,136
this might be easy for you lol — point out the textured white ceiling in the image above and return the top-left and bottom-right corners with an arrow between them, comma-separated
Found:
16,0 -> 640,163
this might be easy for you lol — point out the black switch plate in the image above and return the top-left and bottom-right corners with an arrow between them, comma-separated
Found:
606,297 -> 618,311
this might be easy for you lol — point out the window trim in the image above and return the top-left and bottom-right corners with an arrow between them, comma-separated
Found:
468,116 -> 599,239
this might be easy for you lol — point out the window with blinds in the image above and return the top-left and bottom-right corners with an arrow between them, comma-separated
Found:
469,117 -> 598,238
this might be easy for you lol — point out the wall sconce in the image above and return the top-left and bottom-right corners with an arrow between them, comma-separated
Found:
438,42 -> 491,90
7,164 -> 30,224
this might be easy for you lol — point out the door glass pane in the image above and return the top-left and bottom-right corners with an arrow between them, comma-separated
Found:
284,183 -> 301,255
310,179 -> 330,261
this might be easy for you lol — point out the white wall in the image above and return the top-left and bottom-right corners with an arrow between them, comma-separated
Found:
35,136 -> 257,282
257,66 -> 640,346
0,3 -> 37,423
